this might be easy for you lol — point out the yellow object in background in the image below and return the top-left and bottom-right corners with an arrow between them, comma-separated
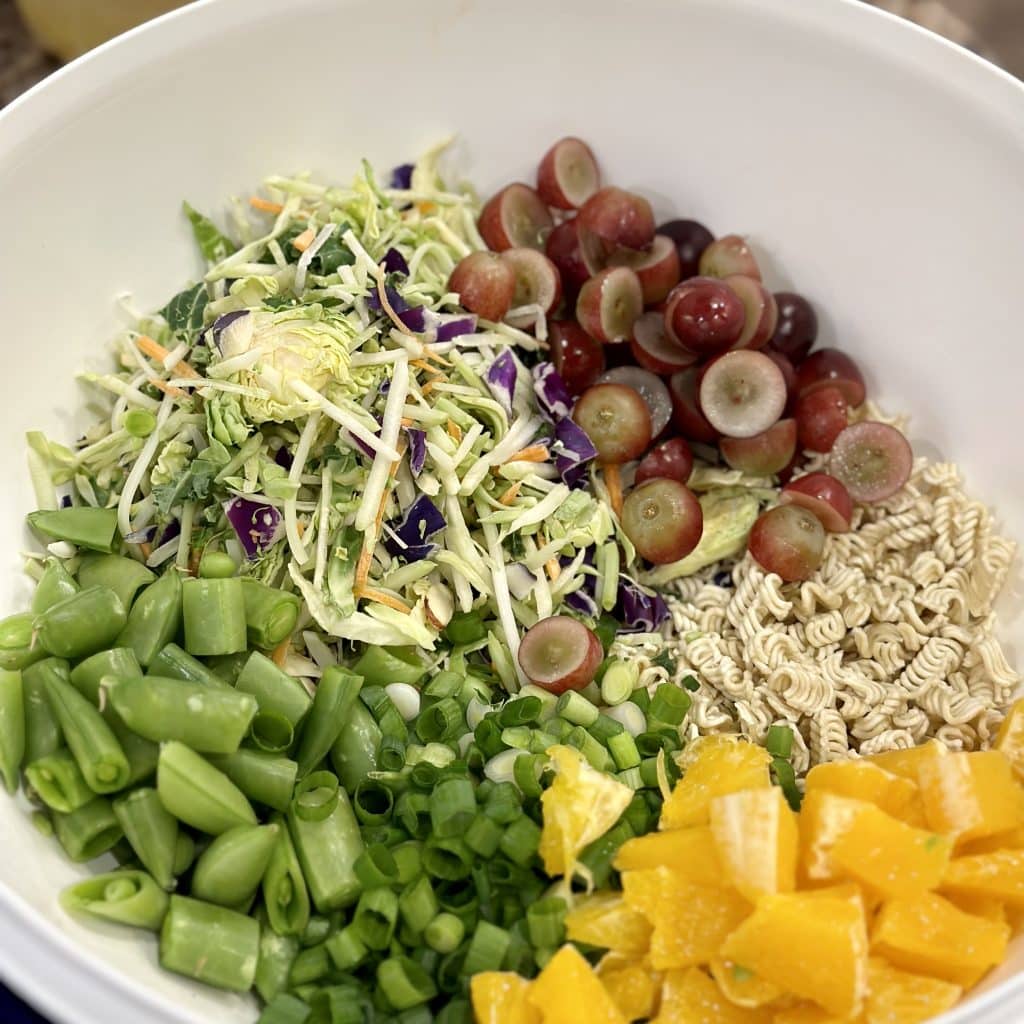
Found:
16,0 -> 189,62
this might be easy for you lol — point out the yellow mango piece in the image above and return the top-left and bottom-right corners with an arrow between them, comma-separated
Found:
565,893 -> 653,957
829,802 -> 952,898
652,967 -> 773,1024
772,1007 -> 845,1024
805,760 -> 925,827
863,741 -> 945,784
871,892 -> 1010,989
710,788 -> 798,902
710,957 -> 784,1008
861,957 -> 961,1024
622,867 -> 751,970
527,944 -> 627,1024
994,699 -> 1024,782
917,750 -> 1024,845
660,737 -> 772,830
960,827 -> 1024,855
941,848 -> 1024,907
539,745 -> 633,881
470,971 -> 540,1024
719,891 -> 869,1018
596,956 -> 662,1022
614,826 -> 722,883
798,789 -> 868,882
943,891 -> 1007,924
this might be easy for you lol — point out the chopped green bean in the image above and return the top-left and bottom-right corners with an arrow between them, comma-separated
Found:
60,869 -> 169,931
257,992 -> 310,1024
173,832 -> 196,875
254,928 -> 300,1004
288,942 -> 330,986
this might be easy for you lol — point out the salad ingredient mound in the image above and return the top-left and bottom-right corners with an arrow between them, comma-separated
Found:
1,137 -> 1020,1024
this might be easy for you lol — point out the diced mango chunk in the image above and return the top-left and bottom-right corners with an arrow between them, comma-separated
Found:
863,741 -> 945,784
470,971 -> 540,1024
719,891 -> 868,1018
623,867 -> 750,970
805,759 -> 924,827
941,848 -> 1024,908
597,956 -> 662,1022
861,957 -> 961,1024
652,967 -> 773,1024
917,750 -> 1024,845
771,1007 -> 845,1024
710,788 -> 798,902
660,737 -> 771,830
871,891 -> 1010,988
995,699 -> 1024,782
960,827 -> 1024,855
710,956 -> 784,1008
614,826 -> 722,883
565,893 -> 653,957
528,944 -> 627,1024
830,802 -> 952,897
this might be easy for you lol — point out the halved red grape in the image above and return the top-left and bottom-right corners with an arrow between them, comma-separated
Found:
698,350 -> 787,439
725,274 -> 778,350
448,252 -> 516,322
622,478 -> 703,564
518,616 -> 603,694
829,422 -> 913,504
536,137 -> 600,210
780,473 -> 853,533
719,418 -> 797,476
598,366 -> 672,438
795,385 -> 848,453
748,505 -> 826,581
577,187 -> 655,251
796,348 -> 866,407
771,292 -> 818,363
549,320 -> 605,396
635,437 -> 694,485
545,219 -> 590,293
658,219 -> 714,279
576,267 -> 644,344
478,183 -> 554,252
763,348 -> 797,404
500,248 -> 563,328
609,235 -> 682,305
664,277 -> 745,357
698,234 -> 761,280
669,368 -> 718,443
572,383 -> 652,463
630,312 -> 699,375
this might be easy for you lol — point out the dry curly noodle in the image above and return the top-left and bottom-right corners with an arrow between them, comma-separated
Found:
613,406 -> 1019,777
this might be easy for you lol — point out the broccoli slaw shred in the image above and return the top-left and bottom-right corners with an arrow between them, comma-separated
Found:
26,147 -> 644,683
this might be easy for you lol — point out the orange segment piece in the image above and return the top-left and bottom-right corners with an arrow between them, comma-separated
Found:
940,848 -> 1024,907
527,944 -> 626,1024
942,891 -> 1007,924
805,759 -> 925,828
771,1007 -> 845,1024
917,750 -> 1024,845
829,802 -> 952,898
994,698 -> 1024,782
719,891 -> 869,1018
597,956 -> 662,1022
710,788 -> 798,902
798,790 -> 868,883
470,971 -> 540,1024
709,956 -> 784,1009
863,740 -> 946,784
871,891 -> 1010,989
614,826 -> 722,883
860,957 -> 962,1024
564,893 -> 653,957
660,737 -> 772,830
652,967 -> 773,1024
959,826 -> 1024,855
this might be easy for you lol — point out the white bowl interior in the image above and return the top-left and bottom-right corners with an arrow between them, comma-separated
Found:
1,0 -> 1023,1020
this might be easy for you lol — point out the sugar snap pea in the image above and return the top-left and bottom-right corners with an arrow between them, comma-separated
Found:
156,741 -> 257,835
27,507 -> 118,553
0,668 -> 25,793
22,658 -> 67,764
25,748 -> 95,813
113,787 -> 180,890
30,558 -> 79,615
182,577 -> 247,656
190,822 -> 280,907
53,797 -> 123,862
35,586 -> 127,660
61,869 -> 169,931
77,554 -> 155,611
116,570 -> 182,668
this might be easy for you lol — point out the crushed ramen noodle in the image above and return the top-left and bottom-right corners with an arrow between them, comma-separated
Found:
614,453 -> 1018,776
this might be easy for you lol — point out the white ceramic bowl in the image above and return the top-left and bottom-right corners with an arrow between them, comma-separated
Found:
1,0 -> 1023,1020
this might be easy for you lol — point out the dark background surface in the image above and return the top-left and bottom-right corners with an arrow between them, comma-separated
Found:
0,0 -> 1021,1021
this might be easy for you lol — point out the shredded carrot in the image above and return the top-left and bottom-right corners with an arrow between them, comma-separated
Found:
424,604 -> 446,631
420,382 -> 436,398
354,441 -> 407,593
136,335 -> 200,379
446,420 -> 462,442
291,227 -> 315,252
354,586 -> 413,615
416,201 -> 437,215
250,196 -> 284,214
150,379 -> 187,399
400,417 -> 414,428
271,635 -> 291,667
421,347 -> 452,366
295,521 -> 305,540
139,542 -> 152,559
603,462 -> 624,518
188,550 -> 201,577
546,559 -> 561,582
498,481 -> 522,505
376,270 -> 420,338
503,444 -> 549,465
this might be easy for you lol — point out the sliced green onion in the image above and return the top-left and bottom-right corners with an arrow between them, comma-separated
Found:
499,817 -> 541,867
500,726 -> 532,750
497,697 -> 541,728
376,956 -> 437,1011
423,837 -> 473,880
772,757 -> 802,812
424,911 -> 465,954
384,683 -> 421,722
629,688 -> 651,713
617,767 -> 644,790
599,660 -> 638,706
292,771 -> 339,823
288,944 -> 330,986
636,729 -> 680,758
392,841 -> 423,885
443,611 -> 487,646
473,717 -> 505,759
460,921 -> 511,976
593,613 -> 619,652
526,897 -> 567,948
464,814 -> 502,858
399,874 -> 439,933
395,792 -> 432,839
483,781 -> 523,825
603,702 -> 647,738
423,670 -> 463,700
512,753 -> 545,799
378,735 -> 406,773
257,993 -> 311,1024
483,748 -> 527,786
588,714 -> 625,744
353,887 -> 399,950
353,844 -> 399,889
416,697 -> 463,743
516,684 -> 559,722
648,684 -> 691,726
353,780 -> 394,826
325,925 -> 368,972
766,724 -> 794,759
578,819 -> 634,889
607,730 -> 642,772
429,777 -> 476,839
555,690 -> 599,727
681,674 -> 700,692
123,408 -> 158,438
566,726 -> 613,772
623,793 -> 654,835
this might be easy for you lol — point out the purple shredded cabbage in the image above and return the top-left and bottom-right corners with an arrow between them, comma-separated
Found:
224,498 -> 284,560
532,362 -> 573,422
435,315 -> 477,343
390,163 -> 415,190
405,428 -> 427,476
209,310 -> 249,351
615,575 -> 669,632
382,495 -> 446,562
273,446 -> 293,470
366,285 -> 426,333
382,248 -> 410,276
551,417 -> 598,488
564,589 -> 600,618
485,350 -> 518,415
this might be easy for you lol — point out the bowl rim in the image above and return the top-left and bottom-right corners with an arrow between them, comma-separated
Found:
1,0 -> 1023,1021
